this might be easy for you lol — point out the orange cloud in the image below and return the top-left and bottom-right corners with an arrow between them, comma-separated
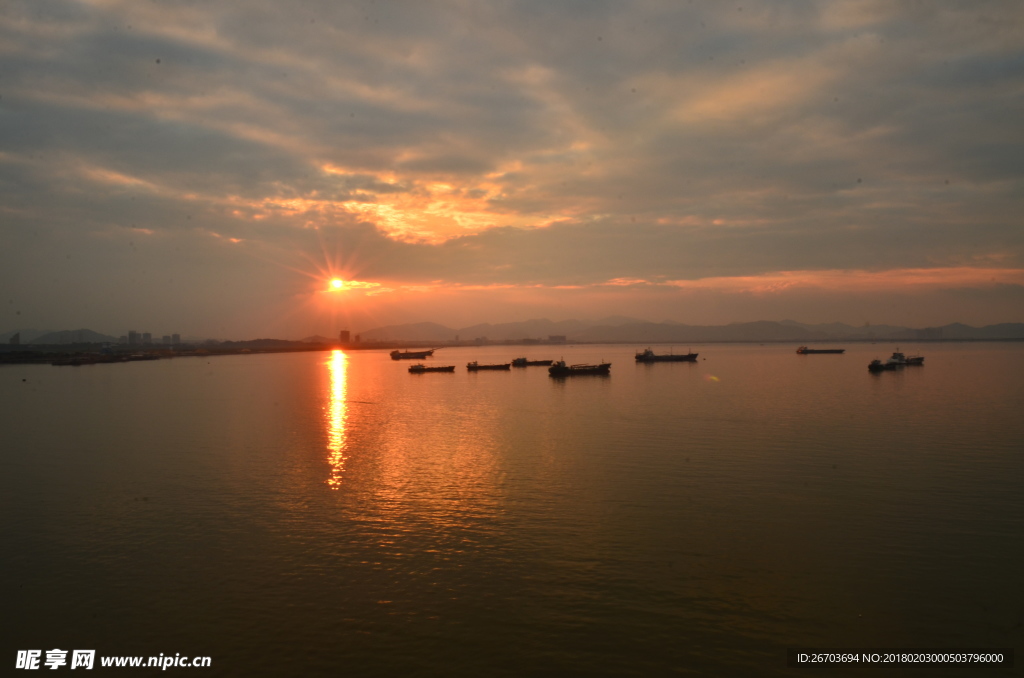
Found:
665,268 -> 1024,293
310,268 -> 1024,301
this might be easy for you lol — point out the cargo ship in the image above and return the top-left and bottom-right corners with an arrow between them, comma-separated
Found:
467,361 -> 511,371
635,348 -> 697,362
391,349 -> 435,360
511,358 -> 554,367
548,360 -> 611,376
408,364 -> 455,373
796,346 -> 845,354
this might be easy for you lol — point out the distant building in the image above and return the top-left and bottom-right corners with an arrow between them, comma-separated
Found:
339,330 -> 350,343
142,332 -> 152,345
162,335 -> 172,345
354,334 -> 361,343
172,334 -> 181,344
119,336 -> 128,344
548,335 -> 567,343
128,330 -> 140,345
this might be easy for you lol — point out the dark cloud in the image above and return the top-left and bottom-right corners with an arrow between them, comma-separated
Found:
1,0 -> 1022,334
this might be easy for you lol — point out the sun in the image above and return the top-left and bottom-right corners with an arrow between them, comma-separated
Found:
321,278 -> 384,295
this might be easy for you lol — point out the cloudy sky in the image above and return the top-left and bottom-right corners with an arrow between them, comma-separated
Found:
2,0 -> 1022,338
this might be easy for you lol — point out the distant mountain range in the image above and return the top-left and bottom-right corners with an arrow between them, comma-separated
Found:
3,320 -> 1023,346
356,318 -> 1024,343
0,328 -> 119,344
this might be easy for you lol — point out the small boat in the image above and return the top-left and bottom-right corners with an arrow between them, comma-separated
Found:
467,361 -> 511,371
548,360 -> 611,376
635,348 -> 697,362
796,346 -> 845,354
868,359 -> 895,372
511,357 -> 553,367
391,349 -> 435,360
408,364 -> 455,373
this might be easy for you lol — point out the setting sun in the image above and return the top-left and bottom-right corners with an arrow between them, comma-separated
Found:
321,278 -> 384,294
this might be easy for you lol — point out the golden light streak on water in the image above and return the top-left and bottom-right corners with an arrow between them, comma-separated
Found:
326,350 -> 349,489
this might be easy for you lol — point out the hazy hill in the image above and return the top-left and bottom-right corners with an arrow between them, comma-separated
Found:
0,329 -> 53,343
777,320 -> 917,340
24,329 -> 118,344
456,318 -> 591,341
301,335 -> 337,344
357,317 -> 648,343
578,320 -> 818,343
356,319 -> 1024,343
931,322 -> 1024,339
356,322 -> 457,342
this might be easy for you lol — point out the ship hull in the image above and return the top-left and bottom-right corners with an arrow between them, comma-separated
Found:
391,349 -> 435,360
635,353 -> 697,362
409,365 -> 455,373
548,363 -> 611,376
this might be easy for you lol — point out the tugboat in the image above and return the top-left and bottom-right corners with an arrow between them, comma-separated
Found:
511,357 -> 554,367
467,361 -> 511,371
796,346 -> 845,354
548,360 -> 611,376
408,364 -> 455,373
634,348 -> 698,362
391,349 -> 435,360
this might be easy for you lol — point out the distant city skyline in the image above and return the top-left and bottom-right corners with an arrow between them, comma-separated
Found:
2,2 -> 1021,337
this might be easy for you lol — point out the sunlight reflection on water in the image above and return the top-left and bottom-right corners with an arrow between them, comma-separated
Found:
325,350 -> 348,489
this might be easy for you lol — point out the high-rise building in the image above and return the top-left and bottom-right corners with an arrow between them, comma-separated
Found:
339,330 -> 350,343
142,333 -> 152,345
128,330 -> 139,345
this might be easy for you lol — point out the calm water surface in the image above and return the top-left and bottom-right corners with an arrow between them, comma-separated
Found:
3,343 -> 1023,676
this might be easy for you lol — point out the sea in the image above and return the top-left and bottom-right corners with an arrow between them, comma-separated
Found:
3,342 -> 1023,676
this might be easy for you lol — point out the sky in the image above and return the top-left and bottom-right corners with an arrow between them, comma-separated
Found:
2,0 -> 1022,339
